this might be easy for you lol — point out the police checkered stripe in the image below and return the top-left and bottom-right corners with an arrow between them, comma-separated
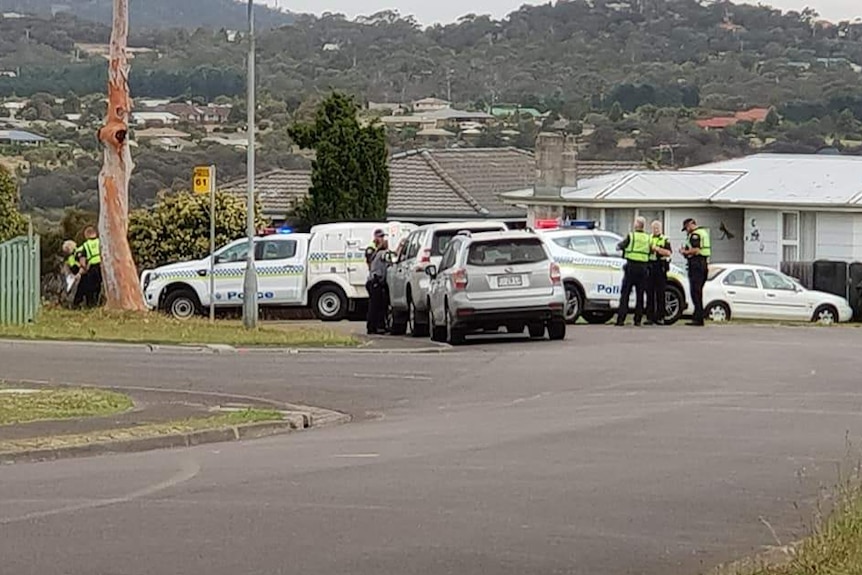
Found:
309,252 -> 367,263
555,256 -> 622,271
156,270 -> 198,279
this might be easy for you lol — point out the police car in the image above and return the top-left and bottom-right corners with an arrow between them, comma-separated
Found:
140,222 -> 416,320
533,220 -> 692,324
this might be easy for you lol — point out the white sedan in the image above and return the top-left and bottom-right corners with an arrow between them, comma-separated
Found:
703,264 -> 854,324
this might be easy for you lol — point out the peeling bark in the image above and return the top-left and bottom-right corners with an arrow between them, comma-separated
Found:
97,0 -> 145,312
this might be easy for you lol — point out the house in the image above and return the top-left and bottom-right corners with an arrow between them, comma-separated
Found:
133,127 -> 191,140
227,147 -> 630,225
202,134 -> 250,149
695,107 -> 770,130
500,144 -> 862,269
132,112 -> 180,126
412,97 -> 451,113
221,170 -> 313,222
155,103 -> 231,124
0,129 -> 46,146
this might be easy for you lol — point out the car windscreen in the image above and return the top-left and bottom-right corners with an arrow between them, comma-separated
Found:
431,227 -> 506,256
707,266 -> 725,281
466,238 -> 548,267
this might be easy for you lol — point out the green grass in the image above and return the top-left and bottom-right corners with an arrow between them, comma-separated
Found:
0,387 -> 134,426
0,307 -> 359,347
0,408 -> 286,453
713,465 -> 862,575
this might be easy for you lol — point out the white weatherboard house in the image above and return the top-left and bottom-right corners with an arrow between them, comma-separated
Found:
501,153 -> 862,269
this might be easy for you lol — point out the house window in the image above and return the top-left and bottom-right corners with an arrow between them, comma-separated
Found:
577,208 -> 604,228
637,209 -> 665,231
604,209 -> 635,236
781,211 -> 800,262
800,212 -> 816,261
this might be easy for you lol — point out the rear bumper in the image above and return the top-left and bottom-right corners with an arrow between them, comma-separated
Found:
450,299 -> 565,329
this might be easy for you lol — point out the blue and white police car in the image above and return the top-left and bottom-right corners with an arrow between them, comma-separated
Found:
534,220 -> 692,324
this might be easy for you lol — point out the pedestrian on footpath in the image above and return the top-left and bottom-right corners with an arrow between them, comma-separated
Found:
366,229 -> 389,335
615,216 -> 651,327
680,218 -> 710,326
646,220 -> 672,325
73,226 -> 103,308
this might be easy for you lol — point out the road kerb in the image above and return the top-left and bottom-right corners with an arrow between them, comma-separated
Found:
0,411 -> 352,465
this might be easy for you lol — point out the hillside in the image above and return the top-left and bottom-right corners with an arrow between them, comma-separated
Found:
0,0 -> 293,30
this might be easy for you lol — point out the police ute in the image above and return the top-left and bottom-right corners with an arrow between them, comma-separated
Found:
140,222 -> 416,321
533,220 -> 692,324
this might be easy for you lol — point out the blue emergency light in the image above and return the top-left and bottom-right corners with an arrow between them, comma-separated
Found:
276,226 -> 294,234
565,220 -> 598,230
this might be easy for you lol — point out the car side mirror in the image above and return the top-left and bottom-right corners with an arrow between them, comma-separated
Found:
386,251 -> 398,264
425,265 -> 438,279
213,255 -> 223,265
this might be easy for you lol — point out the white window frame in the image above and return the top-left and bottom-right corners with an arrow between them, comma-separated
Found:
781,211 -> 800,262
635,208 -> 666,232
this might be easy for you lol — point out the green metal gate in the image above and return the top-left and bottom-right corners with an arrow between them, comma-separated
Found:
0,231 -> 41,325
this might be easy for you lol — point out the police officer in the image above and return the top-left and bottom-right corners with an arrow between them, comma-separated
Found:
61,240 -> 81,305
680,218 -> 710,326
646,220 -> 672,325
366,229 -> 389,335
74,226 -> 102,308
615,216 -> 651,327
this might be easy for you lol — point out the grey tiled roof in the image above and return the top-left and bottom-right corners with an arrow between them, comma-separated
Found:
221,154 -> 644,221
221,170 -> 312,217
387,148 -> 535,219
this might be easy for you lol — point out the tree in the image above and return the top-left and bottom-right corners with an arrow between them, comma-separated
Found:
608,101 -> 624,123
128,191 -> 266,270
288,93 -> 389,225
836,109 -> 860,137
0,166 -> 27,242
96,0 -> 145,312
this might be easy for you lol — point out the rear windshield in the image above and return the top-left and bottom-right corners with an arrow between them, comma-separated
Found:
707,266 -> 724,281
467,239 -> 548,267
432,227 -> 506,256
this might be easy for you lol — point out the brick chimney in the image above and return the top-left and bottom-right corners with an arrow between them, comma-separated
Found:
534,132 -> 577,198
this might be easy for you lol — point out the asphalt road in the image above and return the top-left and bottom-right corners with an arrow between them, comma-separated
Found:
2,325 -> 862,575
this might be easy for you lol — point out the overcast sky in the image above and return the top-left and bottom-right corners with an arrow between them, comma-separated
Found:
262,1 -> 860,25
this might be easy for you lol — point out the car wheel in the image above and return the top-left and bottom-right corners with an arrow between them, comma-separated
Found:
429,304 -> 447,342
528,322 -> 545,339
582,311 -> 615,325
812,304 -> 838,325
408,296 -> 429,338
547,318 -> 566,341
390,308 -> 408,335
706,301 -> 731,323
164,289 -> 199,320
312,286 -> 348,321
445,305 -> 465,346
664,285 -> 685,325
564,283 -> 584,324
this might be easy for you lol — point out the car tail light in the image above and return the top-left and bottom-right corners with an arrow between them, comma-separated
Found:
550,262 -> 562,285
452,268 -> 468,290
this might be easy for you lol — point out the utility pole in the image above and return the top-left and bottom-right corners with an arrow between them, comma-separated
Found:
242,0 -> 258,329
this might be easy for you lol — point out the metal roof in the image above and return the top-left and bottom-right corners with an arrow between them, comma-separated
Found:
0,129 -> 46,142
501,154 -> 862,209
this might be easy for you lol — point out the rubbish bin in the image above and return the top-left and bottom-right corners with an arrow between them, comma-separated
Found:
812,260 -> 848,299
849,263 -> 862,321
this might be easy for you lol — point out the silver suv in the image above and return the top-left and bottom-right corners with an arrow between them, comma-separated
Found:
425,231 -> 566,345
388,221 -> 508,336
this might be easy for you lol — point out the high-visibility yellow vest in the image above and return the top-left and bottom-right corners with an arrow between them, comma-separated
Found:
66,253 -> 79,268
686,228 -> 711,258
650,234 -> 670,262
624,231 -> 651,262
82,238 -> 101,265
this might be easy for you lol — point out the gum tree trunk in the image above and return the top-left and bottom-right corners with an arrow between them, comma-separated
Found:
97,0 -> 144,311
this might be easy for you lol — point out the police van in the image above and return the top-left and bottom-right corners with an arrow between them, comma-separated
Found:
140,222 -> 416,321
533,220 -> 692,324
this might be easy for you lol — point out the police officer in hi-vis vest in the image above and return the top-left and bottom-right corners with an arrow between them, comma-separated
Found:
646,220 -> 672,325
615,216 -> 652,326
73,226 -> 103,308
680,218 -> 710,326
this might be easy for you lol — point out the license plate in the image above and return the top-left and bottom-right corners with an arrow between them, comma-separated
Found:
497,275 -> 523,288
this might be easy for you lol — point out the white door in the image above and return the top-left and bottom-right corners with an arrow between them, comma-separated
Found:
257,238 -> 304,304
756,269 -> 809,320
212,241 -> 252,306
719,268 -> 764,318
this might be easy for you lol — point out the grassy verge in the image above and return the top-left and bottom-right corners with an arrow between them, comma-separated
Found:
0,307 -> 359,347
0,387 -> 134,426
0,408 -> 285,453
715,468 -> 862,575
